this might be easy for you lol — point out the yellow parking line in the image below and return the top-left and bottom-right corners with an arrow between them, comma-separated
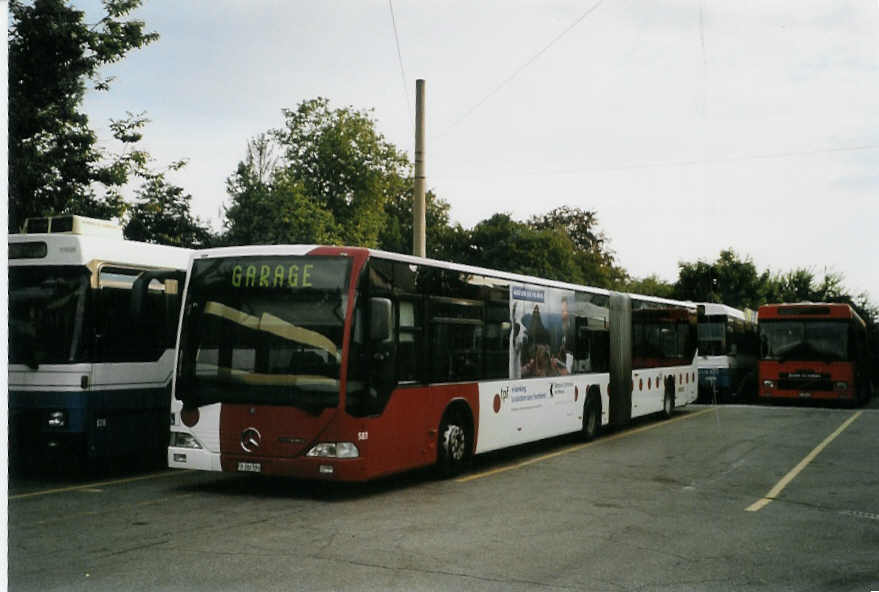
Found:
9,469 -> 194,500
458,407 -> 715,483
746,411 -> 863,512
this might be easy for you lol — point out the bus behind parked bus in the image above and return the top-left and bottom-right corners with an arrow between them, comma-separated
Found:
696,303 -> 758,402
8,215 -> 190,473
758,302 -> 872,405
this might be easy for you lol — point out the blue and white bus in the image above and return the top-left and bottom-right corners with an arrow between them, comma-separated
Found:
8,215 -> 191,473
696,303 -> 758,402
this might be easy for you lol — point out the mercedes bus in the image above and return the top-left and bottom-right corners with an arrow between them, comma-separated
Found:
168,245 -> 698,481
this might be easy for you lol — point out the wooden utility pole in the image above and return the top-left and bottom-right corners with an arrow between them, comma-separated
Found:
413,79 -> 426,258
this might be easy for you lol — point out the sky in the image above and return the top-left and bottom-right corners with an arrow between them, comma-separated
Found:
74,0 -> 879,301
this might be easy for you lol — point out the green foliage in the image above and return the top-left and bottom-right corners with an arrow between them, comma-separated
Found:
123,162 -> 215,248
224,100 -> 410,247
223,134 -> 340,246
674,249 -> 765,309
673,250 -> 877,331
527,206 -> 626,288
378,188 -> 465,260
8,0 -> 159,232
454,213 -> 584,284
625,275 -> 676,299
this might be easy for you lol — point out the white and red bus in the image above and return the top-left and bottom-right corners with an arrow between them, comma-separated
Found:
758,303 -> 872,405
168,246 -> 697,481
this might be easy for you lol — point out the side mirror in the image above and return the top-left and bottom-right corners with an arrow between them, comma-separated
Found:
369,297 -> 393,342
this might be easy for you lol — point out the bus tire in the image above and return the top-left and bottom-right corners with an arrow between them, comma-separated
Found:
662,390 -> 675,419
436,409 -> 471,477
582,396 -> 600,441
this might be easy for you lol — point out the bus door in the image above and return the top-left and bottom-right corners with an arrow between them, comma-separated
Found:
89,267 -> 184,460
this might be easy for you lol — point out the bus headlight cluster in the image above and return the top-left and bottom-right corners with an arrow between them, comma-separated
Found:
305,442 -> 359,459
170,431 -> 203,449
762,380 -> 776,389
47,410 -> 66,428
833,381 -> 848,393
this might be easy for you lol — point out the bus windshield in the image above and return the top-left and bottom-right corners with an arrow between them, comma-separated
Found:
177,256 -> 351,413
697,319 -> 726,356
8,266 -> 91,366
759,320 -> 849,362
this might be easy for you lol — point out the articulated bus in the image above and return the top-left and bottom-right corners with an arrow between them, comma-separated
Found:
168,246 -> 698,481
758,303 -> 872,405
696,303 -> 758,402
8,215 -> 190,472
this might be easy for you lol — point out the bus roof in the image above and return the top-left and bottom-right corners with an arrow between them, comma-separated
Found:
189,244 -> 697,311
9,232 -> 191,270
696,302 -> 755,321
758,302 -> 864,326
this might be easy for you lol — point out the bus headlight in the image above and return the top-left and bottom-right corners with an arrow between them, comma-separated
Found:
47,410 -> 66,428
170,431 -> 203,449
305,442 -> 359,459
762,380 -> 776,389
834,381 -> 848,393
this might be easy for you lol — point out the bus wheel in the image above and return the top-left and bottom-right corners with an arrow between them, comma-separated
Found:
437,413 -> 469,477
662,391 -> 674,419
582,398 -> 600,441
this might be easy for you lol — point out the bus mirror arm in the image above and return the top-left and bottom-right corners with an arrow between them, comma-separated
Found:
130,270 -> 186,317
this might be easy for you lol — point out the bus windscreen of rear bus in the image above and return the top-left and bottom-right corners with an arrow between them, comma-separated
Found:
759,320 -> 849,362
176,256 -> 352,412
8,266 -> 91,367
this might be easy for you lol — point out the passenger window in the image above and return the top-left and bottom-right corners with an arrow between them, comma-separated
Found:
429,297 -> 484,382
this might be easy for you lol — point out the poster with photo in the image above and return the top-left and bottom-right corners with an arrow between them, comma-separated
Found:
509,283 -> 575,379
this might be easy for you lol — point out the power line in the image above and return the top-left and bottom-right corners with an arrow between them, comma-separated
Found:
436,0 -> 605,140
388,0 -> 413,148
431,143 -> 879,180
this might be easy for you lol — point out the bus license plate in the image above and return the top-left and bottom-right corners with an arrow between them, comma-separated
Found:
237,462 -> 261,473
799,392 -> 811,398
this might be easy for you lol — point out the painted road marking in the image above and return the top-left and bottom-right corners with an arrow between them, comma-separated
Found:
746,410 -> 863,512
458,407 -> 715,483
9,469 -> 194,501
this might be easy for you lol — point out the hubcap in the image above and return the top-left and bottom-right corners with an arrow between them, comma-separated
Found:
444,425 -> 465,461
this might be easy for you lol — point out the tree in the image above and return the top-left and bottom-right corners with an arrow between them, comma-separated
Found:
8,0 -> 159,232
273,98 -> 410,247
527,206 -> 626,288
224,100 -> 411,247
461,213 -> 584,283
123,161 -> 214,248
626,274 -> 676,299
223,134 -> 340,245
674,249 -> 764,309
378,187 -> 464,260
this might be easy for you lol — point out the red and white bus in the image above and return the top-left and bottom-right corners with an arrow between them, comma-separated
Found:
758,303 -> 872,405
168,246 -> 698,481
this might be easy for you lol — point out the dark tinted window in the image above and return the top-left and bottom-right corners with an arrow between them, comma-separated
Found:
8,266 -> 90,364
97,267 -> 170,363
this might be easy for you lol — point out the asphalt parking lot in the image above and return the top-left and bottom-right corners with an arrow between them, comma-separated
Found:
9,401 -> 879,591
